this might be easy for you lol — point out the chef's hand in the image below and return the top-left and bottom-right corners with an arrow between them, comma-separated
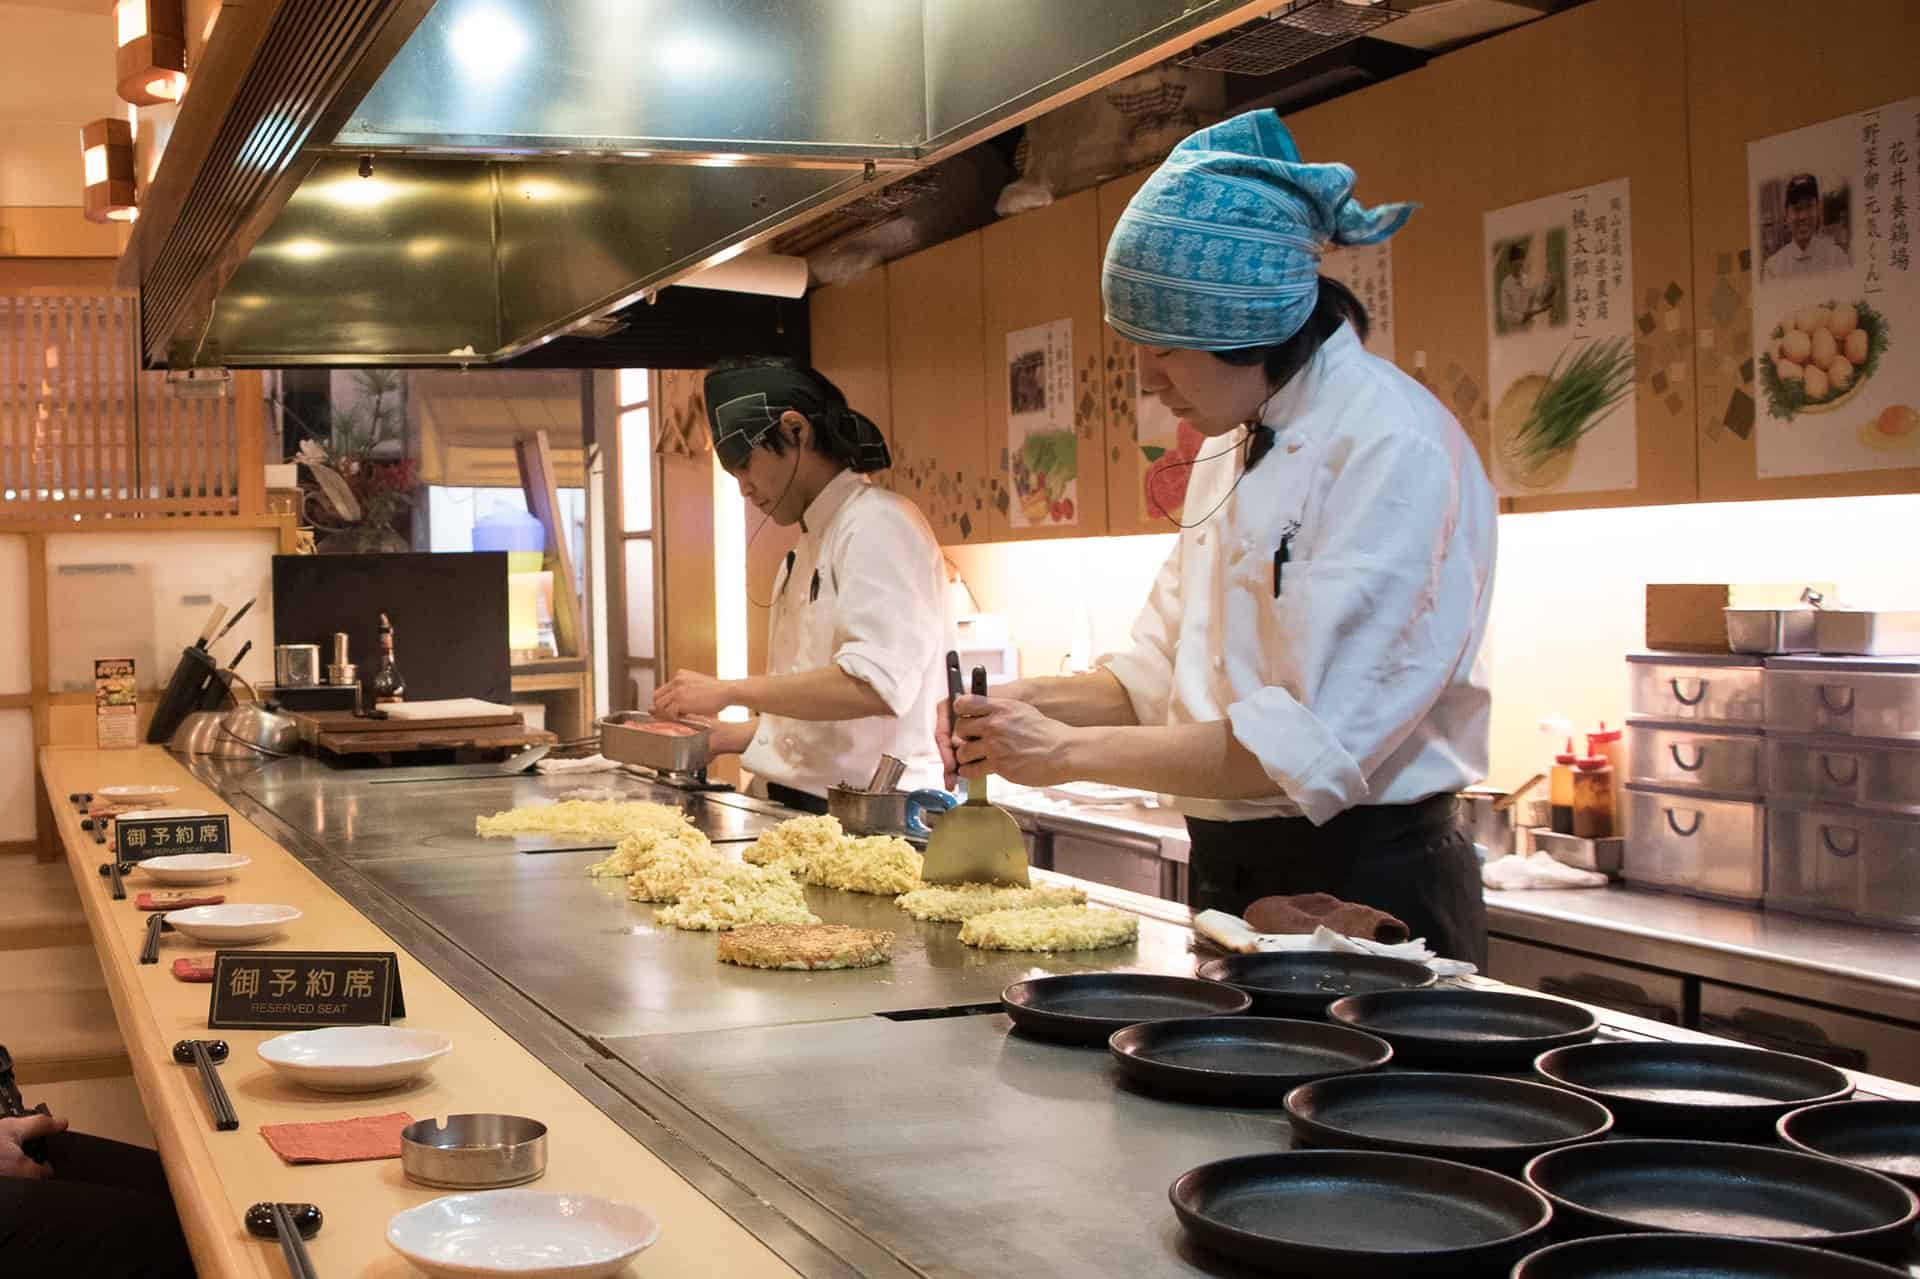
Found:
653,670 -> 737,721
950,694 -> 1076,788
0,1113 -> 64,1179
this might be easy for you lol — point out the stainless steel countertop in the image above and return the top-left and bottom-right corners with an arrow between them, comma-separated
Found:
1486,886 -> 1920,1024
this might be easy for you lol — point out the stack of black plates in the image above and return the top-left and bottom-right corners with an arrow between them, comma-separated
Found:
1513,1233 -> 1912,1278
1000,973 -> 1250,1045
1777,1100 -> 1920,1191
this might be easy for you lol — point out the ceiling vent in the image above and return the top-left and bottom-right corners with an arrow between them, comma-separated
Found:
1178,1 -> 1407,76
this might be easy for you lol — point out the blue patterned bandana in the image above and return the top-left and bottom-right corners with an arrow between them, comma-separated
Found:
1102,110 -> 1415,350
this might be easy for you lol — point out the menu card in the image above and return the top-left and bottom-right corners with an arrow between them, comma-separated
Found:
95,659 -> 136,749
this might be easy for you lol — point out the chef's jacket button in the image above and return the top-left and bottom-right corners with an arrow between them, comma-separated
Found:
1196,532 -> 1208,546
1212,654 -> 1224,672
781,736 -> 798,753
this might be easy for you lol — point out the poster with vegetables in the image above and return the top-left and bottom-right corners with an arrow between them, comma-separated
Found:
1483,179 -> 1638,496
1749,96 -> 1919,475
1005,318 -> 1078,527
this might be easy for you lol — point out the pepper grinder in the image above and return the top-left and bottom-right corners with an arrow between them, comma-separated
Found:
326,631 -> 357,687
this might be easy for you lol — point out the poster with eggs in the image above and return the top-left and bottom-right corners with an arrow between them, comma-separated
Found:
1750,95 -> 1920,475
1322,240 -> 1396,362
1483,179 -> 1638,497
1005,318 -> 1078,528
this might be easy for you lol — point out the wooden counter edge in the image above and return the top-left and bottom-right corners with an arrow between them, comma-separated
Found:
39,747 -> 267,1279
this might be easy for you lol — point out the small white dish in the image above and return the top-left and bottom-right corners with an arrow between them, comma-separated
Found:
99,784 -> 180,801
116,807 -> 211,822
137,853 -> 251,886
387,1190 -> 660,1278
163,903 -> 301,944
258,1026 -> 451,1093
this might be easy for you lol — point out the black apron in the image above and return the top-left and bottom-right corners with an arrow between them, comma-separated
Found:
1185,794 -> 1487,968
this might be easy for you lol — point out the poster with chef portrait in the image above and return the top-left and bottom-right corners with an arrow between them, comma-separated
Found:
1006,318 -> 1078,528
1750,96 -> 1920,476
1483,179 -> 1638,496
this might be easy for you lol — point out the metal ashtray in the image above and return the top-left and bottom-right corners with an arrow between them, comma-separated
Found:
400,1114 -> 548,1189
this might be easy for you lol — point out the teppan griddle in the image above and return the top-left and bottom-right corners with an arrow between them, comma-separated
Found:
1325,988 -> 1597,1070
1511,1232 -> 1911,1279
1778,1100 -> 1920,1192
1532,1041 -> 1854,1139
1169,1149 -> 1551,1278
1283,1071 -> 1612,1173
1522,1139 -> 1919,1260
1107,1016 -> 1391,1104
1195,951 -> 1436,1018
1000,973 -> 1251,1046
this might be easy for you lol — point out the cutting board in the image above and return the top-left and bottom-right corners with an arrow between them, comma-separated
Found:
378,698 -> 516,721
291,709 -> 520,739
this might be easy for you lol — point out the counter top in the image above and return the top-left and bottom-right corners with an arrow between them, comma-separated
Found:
41,745 -> 801,1279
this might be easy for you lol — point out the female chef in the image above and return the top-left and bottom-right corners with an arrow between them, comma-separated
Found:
654,358 -> 952,811
943,111 -> 1497,964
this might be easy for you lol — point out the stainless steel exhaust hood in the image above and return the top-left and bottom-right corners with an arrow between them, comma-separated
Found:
121,0 -> 1273,368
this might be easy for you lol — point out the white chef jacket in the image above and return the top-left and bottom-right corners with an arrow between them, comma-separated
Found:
1101,324 -> 1496,826
741,467 -> 953,798
1762,233 -> 1849,282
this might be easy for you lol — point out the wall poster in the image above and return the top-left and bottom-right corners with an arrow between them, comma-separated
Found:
1005,318 -> 1078,528
1483,178 -> 1638,496
1750,96 -> 1919,477
1323,239 -> 1396,362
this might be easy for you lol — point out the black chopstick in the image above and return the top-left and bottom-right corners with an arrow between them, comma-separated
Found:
107,858 -> 125,901
140,912 -> 166,963
272,1202 -> 319,1279
176,1040 -> 238,1131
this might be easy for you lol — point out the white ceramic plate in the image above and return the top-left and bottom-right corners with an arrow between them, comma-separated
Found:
258,1026 -> 451,1093
136,853 -> 252,886
99,784 -> 180,801
163,903 -> 301,944
116,807 -> 212,822
387,1191 -> 659,1278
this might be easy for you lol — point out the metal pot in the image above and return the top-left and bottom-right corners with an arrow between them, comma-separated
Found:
827,785 -> 957,837
214,673 -> 299,756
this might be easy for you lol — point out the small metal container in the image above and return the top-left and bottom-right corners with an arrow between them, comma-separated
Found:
1815,609 -> 1920,656
1726,608 -> 1818,655
1529,829 -> 1624,876
1460,789 -> 1516,858
273,643 -> 321,688
599,712 -> 710,774
400,1114 -> 547,1189
827,785 -> 957,837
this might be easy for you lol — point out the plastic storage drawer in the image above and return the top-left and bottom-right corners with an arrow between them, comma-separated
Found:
1767,734 -> 1920,814
1766,801 -> 1920,929
1625,722 -> 1763,796
1623,784 -> 1766,904
1627,655 -> 1764,725
1764,656 -> 1920,740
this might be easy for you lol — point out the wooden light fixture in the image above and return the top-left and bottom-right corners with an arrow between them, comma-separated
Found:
82,118 -> 137,223
115,0 -> 187,106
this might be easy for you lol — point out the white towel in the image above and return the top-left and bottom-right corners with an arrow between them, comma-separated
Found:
535,754 -> 621,776
1192,910 -> 1477,978
1480,851 -> 1609,892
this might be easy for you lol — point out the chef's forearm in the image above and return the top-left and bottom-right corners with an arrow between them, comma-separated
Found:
708,717 -> 757,755
1003,669 -> 1138,727
733,668 -> 892,721
1063,720 -> 1281,800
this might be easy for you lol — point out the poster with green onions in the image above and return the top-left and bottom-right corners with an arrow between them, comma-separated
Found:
1484,179 -> 1639,495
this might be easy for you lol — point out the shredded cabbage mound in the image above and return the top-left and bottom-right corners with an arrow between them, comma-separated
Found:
613,837 -> 725,904
957,906 -> 1138,952
743,816 -> 925,895
587,825 -> 713,879
742,814 -> 846,868
477,799 -> 696,841
894,882 -> 1087,922
653,862 -> 819,932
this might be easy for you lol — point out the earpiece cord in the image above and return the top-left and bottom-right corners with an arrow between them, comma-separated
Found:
1158,385 -> 1283,532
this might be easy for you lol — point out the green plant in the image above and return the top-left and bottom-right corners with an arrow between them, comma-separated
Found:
277,370 -> 417,546
1505,336 -> 1636,475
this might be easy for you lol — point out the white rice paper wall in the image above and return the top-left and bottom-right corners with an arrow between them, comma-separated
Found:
0,536 -> 27,695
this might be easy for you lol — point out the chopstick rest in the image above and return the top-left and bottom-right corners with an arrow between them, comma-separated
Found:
245,1202 -> 322,1279
173,1039 -> 239,1131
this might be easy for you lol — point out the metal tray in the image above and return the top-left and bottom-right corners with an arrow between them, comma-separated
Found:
1528,830 -> 1624,875
1169,1149 -> 1551,1278
1778,1101 -> 1920,1192
598,712 -> 710,774
1195,951 -> 1435,1018
1283,1071 -> 1612,1174
1107,1016 -> 1390,1104
1816,610 -> 1920,657
1727,608 -> 1819,655
1000,974 -> 1249,1045
1532,1042 -> 1854,1139
1513,1233 -> 1913,1279
1522,1139 -> 1919,1260
1325,988 -> 1598,1070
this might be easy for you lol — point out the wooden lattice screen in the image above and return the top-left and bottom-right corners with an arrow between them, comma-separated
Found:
0,290 -> 260,521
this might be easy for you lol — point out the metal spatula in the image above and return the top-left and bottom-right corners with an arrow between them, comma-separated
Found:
921,659 -> 1030,886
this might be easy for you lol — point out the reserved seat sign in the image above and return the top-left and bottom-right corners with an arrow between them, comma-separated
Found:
208,950 -> 407,1030
118,814 -> 231,859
